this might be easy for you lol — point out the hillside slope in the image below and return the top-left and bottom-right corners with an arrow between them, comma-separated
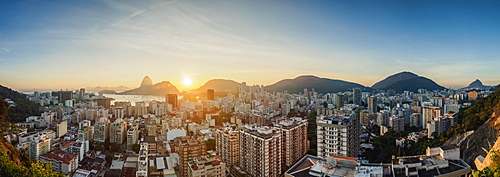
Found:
265,75 -> 371,94
120,81 -> 179,95
0,85 -> 40,123
193,79 -> 248,93
443,85 -> 500,168
372,71 -> 445,92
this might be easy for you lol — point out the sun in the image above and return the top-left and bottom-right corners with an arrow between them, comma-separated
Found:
182,77 -> 193,87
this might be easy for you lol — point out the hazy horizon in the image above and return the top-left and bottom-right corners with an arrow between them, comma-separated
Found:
2,1 -> 500,91
5,72 -> 495,92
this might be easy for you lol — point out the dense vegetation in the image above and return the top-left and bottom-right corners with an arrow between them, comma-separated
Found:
306,111 -> 318,155
439,85 -> 500,142
365,126 -> 442,163
0,97 -> 62,176
0,85 -> 40,123
471,150 -> 500,176
366,86 -> 500,163
380,77 -> 445,93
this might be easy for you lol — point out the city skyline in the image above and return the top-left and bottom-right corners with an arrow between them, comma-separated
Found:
1,0 -> 500,90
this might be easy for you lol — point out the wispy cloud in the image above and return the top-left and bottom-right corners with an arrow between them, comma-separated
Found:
0,47 -> 11,54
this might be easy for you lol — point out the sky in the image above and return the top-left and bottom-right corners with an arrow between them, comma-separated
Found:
1,0 -> 500,91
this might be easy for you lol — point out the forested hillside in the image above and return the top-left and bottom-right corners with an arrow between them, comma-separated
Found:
0,85 -> 40,123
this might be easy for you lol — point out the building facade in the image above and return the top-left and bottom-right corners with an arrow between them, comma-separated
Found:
317,107 -> 360,158
188,155 -> 226,177
239,126 -> 282,177
216,127 -> 240,166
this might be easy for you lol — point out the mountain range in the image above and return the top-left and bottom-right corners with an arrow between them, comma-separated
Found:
192,79 -> 248,93
100,71 -> 495,95
87,85 -> 130,92
119,76 -> 180,95
264,75 -> 371,94
463,79 -> 493,90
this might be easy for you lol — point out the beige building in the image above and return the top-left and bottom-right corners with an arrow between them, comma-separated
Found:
216,127 -> 240,166
56,121 -> 67,138
188,155 -> 226,177
173,137 -> 207,177
146,123 -> 158,137
142,136 -> 157,154
109,118 -> 126,144
422,106 -> 442,129
127,125 -> 139,150
78,126 -> 93,141
135,102 -> 148,117
239,126 -> 282,177
277,117 -> 308,171
93,117 -> 109,143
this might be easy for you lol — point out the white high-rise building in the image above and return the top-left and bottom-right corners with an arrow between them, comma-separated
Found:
444,99 -> 460,114
29,134 -> 51,160
317,108 -> 360,158
422,106 -> 442,129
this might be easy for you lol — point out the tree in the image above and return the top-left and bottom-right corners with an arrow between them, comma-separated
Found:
0,149 -> 63,177
27,162 -> 63,177
0,97 -> 8,120
105,153 -> 114,165
204,139 -> 216,151
132,143 -> 140,153
93,143 -> 103,151
307,149 -> 317,156
111,143 -> 121,153
0,149 -> 24,177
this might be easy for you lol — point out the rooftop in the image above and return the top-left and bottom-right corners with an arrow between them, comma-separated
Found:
41,149 -> 78,164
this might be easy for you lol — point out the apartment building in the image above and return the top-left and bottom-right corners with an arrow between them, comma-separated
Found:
216,127 -> 240,166
188,155 -> 226,177
317,106 -> 360,158
239,126 -> 282,177
40,149 -> 78,174
277,117 -> 308,171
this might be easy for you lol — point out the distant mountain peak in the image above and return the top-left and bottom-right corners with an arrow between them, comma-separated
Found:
464,79 -> 492,89
372,71 -> 419,89
141,76 -> 153,87
120,76 -> 179,95
372,71 -> 444,92
468,79 -> 483,87
294,75 -> 320,80
194,79 -> 247,93
265,75 -> 371,94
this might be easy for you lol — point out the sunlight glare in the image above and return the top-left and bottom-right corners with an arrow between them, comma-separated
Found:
182,77 -> 193,87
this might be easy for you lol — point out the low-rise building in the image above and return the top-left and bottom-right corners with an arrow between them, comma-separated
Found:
40,149 -> 78,174
392,144 -> 471,177
188,155 -> 226,177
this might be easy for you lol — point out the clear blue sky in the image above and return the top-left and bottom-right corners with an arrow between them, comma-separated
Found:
1,0 -> 500,90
